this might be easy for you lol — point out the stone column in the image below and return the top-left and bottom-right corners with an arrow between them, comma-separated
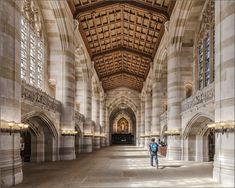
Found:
213,1 -> 235,185
106,107 -> 110,146
75,60 -> 84,114
136,108 -> 141,146
92,92 -> 101,149
0,0 -> 23,186
144,92 -> 152,148
100,95 -> 106,147
166,45 -> 184,160
82,73 -> 93,153
151,80 -> 162,142
139,99 -> 145,147
46,3 -> 76,160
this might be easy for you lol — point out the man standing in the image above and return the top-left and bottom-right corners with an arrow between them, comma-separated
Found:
149,138 -> 159,168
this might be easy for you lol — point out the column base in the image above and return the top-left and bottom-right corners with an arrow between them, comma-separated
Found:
166,136 -> 182,160
213,159 -> 235,186
144,137 -> 150,149
93,137 -> 101,149
82,136 -> 93,153
213,133 -> 234,186
139,138 -> 145,147
60,136 -> 75,160
101,137 -> 106,147
0,133 -> 23,186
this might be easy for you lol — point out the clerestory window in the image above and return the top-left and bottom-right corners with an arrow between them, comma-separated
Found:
20,0 -> 44,89
196,0 -> 214,90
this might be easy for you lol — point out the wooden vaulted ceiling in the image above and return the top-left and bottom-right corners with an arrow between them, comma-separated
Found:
72,0 -> 175,91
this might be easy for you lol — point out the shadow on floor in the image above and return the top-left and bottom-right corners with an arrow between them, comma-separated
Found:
159,165 -> 183,169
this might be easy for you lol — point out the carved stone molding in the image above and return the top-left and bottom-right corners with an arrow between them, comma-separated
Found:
181,83 -> 214,112
21,81 -> 61,112
160,111 -> 167,126
75,110 -> 85,124
23,0 -> 42,37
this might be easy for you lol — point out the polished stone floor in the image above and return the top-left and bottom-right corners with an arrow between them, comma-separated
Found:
15,146 -> 225,188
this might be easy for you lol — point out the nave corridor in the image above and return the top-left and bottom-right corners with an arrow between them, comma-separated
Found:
15,146 -> 224,188
0,0 -> 234,187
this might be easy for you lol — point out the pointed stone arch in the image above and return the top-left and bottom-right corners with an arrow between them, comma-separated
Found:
183,112 -> 214,139
182,113 -> 215,162
21,111 -> 59,162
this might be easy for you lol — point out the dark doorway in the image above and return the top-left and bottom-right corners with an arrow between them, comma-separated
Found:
109,107 -> 136,145
20,131 -> 31,162
208,131 -> 215,161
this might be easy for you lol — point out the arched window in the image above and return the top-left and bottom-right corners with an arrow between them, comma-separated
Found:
196,0 -> 214,90
20,0 -> 44,89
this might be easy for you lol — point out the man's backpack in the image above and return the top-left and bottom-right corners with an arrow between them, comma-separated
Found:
150,143 -> 158,153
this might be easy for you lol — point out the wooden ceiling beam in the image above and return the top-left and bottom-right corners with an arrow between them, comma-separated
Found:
100,70 -> 145,80
74,0 -> 169,20
92,46 -> 153,61
103,84 -> 141,92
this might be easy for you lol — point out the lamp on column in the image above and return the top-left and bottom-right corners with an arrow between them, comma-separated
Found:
207,121 -> 234,134
0,120 -> 29,135
8,121 -> 14,135
61,129 -> 78,136
164,129 -> 181,136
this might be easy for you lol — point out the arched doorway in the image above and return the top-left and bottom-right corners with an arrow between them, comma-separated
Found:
183,114 -> 215,162
21,113 -> 58,162
109,107 -> 136,145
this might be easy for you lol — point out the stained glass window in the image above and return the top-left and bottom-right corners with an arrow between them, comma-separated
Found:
198,44 -> 204,90
205,34 -> 210,87
197,0 -> 214,90
20,12 -> 44,88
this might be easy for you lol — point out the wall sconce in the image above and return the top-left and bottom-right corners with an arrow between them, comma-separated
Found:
164,129 -> 181,136
83,132 -> 93,137
144,132 -> 151,137
207,121 -> 234,134
151,132 -> 160,137
0,120 -> 29,135
61,129 -> 78,136
100,133 -> 106,138
94,133 -> 101,137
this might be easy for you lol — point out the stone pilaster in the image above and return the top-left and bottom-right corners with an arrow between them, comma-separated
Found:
105,107 -> 110,146
46,3 -> 76,160
100,95 -> 107,147
151,80 -> 162,142
0,0 -> 23,186
136,109 -> 141,146
82,74 -> 93,153
92,92 -> 100,149
139,99 -> 145,147
213,1 -> 235,185
144,92 -> 152,148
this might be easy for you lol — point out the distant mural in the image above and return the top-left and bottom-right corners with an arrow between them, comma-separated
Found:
117,118 -> 129,134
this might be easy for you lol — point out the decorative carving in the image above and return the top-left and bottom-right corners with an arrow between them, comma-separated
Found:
160,112 -> 167,126
21,81 -> 61,112
73,19 -> 79,31
48,79 -> 56,88
23,0 -> 42,37
181,83 -> 214,112
75,110 -> 85,124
